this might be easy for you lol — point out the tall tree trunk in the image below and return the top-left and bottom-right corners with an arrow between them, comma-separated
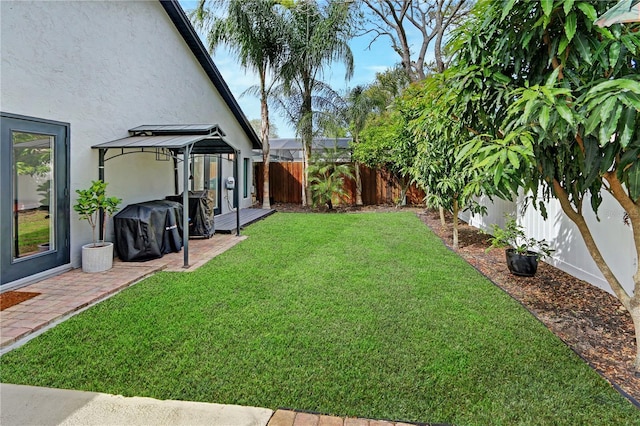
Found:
452,197 -> 459,250
301,142 -> 308,206
260,77 -> 271,210
355,161 -> 363,206
552,178 -> 640,372
301,78 -> 313,207
439,206 -> 446,228
302,146 -> 310,206
354,133 -> 363,206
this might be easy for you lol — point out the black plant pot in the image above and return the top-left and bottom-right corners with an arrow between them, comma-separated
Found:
505,248 -> 539,277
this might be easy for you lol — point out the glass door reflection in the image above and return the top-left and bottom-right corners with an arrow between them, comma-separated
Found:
12,132 -> 54,259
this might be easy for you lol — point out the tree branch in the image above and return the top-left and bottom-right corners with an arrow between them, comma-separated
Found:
552,178 -> 631,307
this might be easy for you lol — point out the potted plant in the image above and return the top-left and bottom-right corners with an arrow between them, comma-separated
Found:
73,180 -> 121,273
487,215 -> 554,277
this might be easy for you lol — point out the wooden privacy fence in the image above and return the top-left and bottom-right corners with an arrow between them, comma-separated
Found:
254,162 -> 425,206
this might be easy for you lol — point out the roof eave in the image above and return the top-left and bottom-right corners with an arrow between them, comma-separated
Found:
159,0 -> 262,151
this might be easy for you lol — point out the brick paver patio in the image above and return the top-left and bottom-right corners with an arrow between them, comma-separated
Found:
267,409 -> 421,426
0,234 -> 246,351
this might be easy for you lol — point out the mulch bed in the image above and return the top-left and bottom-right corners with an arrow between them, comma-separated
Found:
272,203 -> 640,406
0,291 -> 41,311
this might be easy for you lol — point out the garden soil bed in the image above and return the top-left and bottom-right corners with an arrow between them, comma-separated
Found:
0,291 -> 41,311
272,203 -> 640,406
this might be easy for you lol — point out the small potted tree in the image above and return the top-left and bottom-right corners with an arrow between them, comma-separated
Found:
487,215 -> 554,277
73,180 -> 121,273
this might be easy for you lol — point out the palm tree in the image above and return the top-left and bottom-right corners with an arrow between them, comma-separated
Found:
276,0 -> 354,206
308,148 -> 354,210
345,85 -> 377,206
192,0 -> 285,210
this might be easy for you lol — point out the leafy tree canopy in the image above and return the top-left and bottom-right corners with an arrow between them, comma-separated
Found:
444,0 -> 640,370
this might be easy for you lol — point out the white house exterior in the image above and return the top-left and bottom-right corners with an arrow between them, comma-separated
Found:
460,190 -> 636,297
1,0 -> 261,287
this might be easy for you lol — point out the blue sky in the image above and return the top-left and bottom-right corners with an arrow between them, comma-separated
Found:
179,1 -> 410,138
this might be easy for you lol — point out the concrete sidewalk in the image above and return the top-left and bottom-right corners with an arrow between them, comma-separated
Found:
0,383 -> 273,426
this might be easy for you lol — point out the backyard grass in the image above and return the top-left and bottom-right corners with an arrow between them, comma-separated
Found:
1,212 -> 638,424
17,209 -> 50,255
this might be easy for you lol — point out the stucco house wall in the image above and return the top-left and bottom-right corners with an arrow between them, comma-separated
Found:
1,0 -> 258,273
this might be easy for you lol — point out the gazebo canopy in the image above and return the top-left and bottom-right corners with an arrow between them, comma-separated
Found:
92,124 -> 242,268
93,124 -> 237,154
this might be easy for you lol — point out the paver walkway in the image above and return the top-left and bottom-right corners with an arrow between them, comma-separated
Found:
267,410 -> 421,426
1,234 -> 246,351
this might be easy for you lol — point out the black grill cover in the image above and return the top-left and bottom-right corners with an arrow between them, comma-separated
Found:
166,191 -> 214,238
114,200 -> 183,262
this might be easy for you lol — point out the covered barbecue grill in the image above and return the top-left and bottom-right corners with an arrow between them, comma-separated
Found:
114,200 -> 183,262
166,190 -> 214,238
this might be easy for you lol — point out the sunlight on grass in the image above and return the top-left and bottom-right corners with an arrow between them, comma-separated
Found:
0,213 -> 637,424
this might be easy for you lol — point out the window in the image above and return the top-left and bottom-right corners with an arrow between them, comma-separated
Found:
243,158 -> 250,199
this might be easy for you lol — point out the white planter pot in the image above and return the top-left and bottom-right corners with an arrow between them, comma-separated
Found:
82,242 -> 114,273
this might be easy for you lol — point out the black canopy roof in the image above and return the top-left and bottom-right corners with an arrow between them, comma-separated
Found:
92,124 -> 237,155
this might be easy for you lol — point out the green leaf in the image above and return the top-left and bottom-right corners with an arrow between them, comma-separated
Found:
598,96 -> 618,125
584,104 -> 602,135
563,0 -> 575,15
455,140 -> 480,162
588,78 -> 640,96
476,151 -> 501,168
595,26 -> 615,40
523,98 -> 537,121
576,2 -> 597,21
492,72 -> 511,84
621,34 -> 637,53
521,30 -> 535,48
617,107 -> 636,148
573,33 -> 592,65
564,11 -> 577,42
608,42 -> 621,68
619,147 -> 640,171
494,161 -> 504,187
507,150 -> 520,169
501,0 -> 517,20
600,143 -> 617,174
556,102 -> 574,127
558,35 -> 570,54
627,162 -> 640,201
539,105 -> 550,131
582,137 -> 601,187
545,67 -> 562,86
599,104 -> 623,144
619,92 -> 640,111
541,0 -> 554,17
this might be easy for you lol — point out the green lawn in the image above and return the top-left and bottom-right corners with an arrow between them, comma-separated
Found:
1,213 -> 637,424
